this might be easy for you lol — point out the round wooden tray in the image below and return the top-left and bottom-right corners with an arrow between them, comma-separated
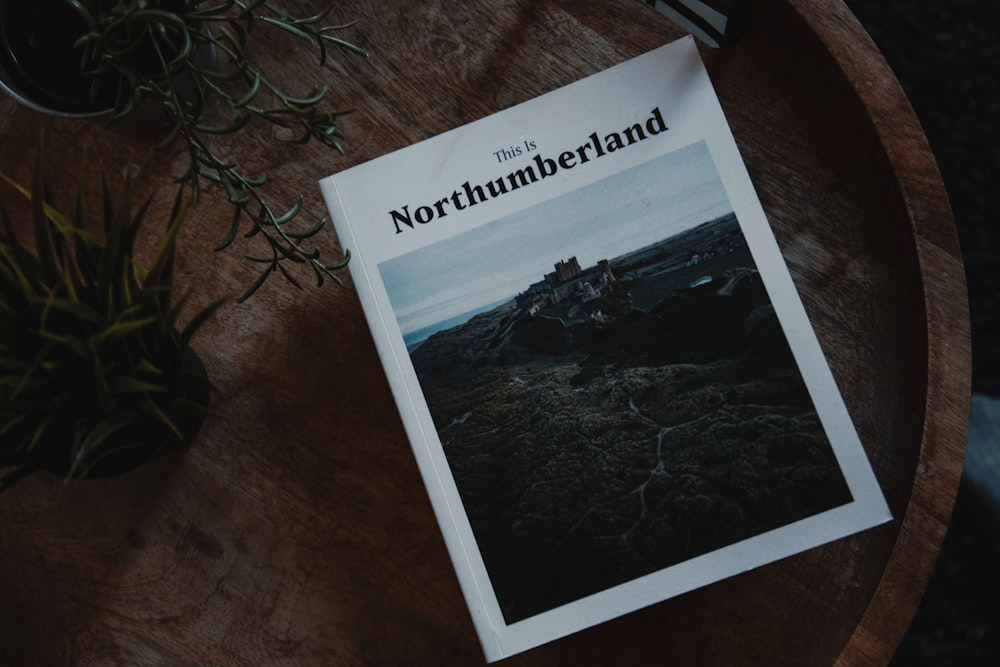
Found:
0,1 -> 969,664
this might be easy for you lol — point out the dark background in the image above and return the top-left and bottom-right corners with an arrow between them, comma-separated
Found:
843,2 -> 1000,665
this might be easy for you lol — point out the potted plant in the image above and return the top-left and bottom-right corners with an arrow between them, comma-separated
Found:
0,0 -> 366,299
0,143 -> 229,493
0,2 -> 117,115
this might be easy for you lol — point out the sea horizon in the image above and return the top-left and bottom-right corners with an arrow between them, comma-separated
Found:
404,295 -> 515,351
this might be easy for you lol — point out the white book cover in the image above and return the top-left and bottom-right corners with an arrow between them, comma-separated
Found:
319,36 -> 891,662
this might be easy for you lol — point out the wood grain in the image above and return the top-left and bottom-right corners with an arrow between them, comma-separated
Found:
0,0 -> 969,664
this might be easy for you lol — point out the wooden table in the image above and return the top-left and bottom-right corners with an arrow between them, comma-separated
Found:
0,1 -> 970,664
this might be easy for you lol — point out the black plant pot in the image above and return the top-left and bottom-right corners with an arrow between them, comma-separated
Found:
0,0 -> 115,116
1,0 -> 216,131
50,347 -> 212,480
0,347 -> 211,491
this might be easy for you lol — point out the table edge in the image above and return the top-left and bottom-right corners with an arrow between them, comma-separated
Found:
784,1 -> 973,664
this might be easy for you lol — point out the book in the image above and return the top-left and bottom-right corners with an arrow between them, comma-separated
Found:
319,36 -> 891,662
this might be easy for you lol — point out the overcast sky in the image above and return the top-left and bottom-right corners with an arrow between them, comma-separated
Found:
380,140 -> 733,335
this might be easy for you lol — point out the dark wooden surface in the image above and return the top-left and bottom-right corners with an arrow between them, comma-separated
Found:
0,1 -> 970,664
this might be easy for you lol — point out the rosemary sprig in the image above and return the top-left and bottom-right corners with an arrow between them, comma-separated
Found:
67,1 -> 366,300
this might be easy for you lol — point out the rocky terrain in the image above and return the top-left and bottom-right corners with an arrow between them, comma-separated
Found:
410,247 -> 853,624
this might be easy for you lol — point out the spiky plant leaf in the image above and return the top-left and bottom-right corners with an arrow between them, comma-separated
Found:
0,143 -> 230,492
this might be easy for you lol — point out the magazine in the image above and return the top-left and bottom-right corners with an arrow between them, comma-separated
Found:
319,36 -> 891,662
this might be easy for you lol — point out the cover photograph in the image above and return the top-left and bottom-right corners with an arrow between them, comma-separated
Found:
319,37 -> 891,661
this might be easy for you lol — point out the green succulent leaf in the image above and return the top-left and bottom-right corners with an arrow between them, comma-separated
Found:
109,376 -> 169,395
92,316 -> 159,347
66,413 -> 142,481
1,143 -> 225,492
179,293 -> 231,351
214,202 -> 244,252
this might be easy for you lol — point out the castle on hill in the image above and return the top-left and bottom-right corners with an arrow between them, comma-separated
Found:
515,257 -> 616,315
